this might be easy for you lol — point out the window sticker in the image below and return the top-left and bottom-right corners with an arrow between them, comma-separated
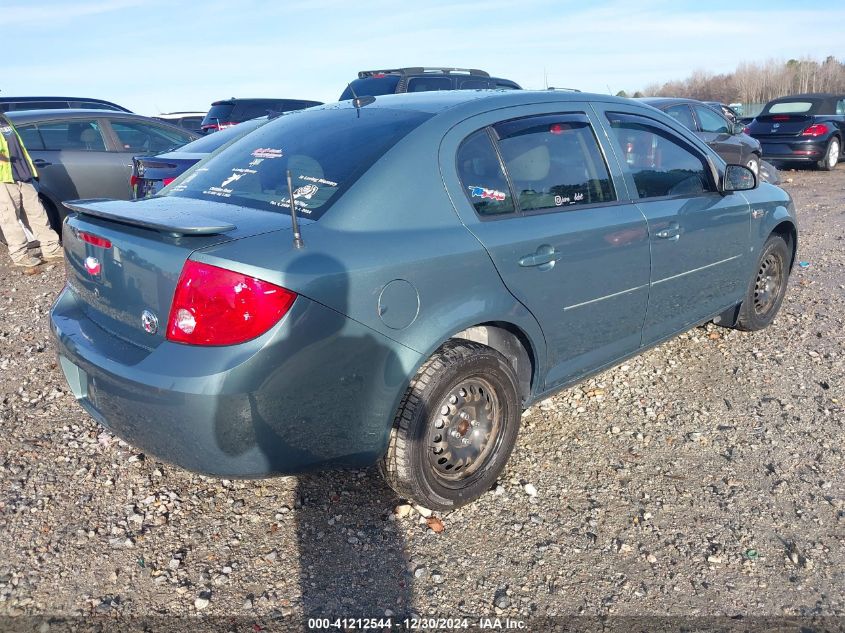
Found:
555,192 -> 584,206
219,167 -> 257,189
468,185 -> 507,201
293,184 -> 318,200
251,148 -> 284,159
298,174 -> 338,187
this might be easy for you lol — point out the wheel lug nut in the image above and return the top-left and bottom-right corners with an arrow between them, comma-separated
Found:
459,411 -> 470,421
461,438 -> 471,445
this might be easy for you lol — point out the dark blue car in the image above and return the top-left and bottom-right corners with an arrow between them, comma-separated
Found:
52,91 -> 797,509
132,117 -> 268,198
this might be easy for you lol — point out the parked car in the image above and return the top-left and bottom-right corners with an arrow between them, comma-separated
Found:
640,97 -> 763,175
0,96 -> 131,113
7,109 -> 197,230
201,98 -> 321,134
339,67 -> 521,100
132,116 -> 269,198
52,90 -> 797,509
744,93 -> 845,170
152,112 -> 207,134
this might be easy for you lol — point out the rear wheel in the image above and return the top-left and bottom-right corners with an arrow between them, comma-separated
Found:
733,234 -> 790,331
382,340 -> 521,510
817,137 -> 840,171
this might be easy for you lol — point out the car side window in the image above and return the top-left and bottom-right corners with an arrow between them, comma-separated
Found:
459,79 -> 492,89
33,120 -> 107,151
492,114 -> 615,212
693,106 -> 730,134
456,129 -> 515,216
110,121 -> 193,153
407,77 -> 452,92
837,99 -> 845,115
605,112 -> 715,199
664,104 -> 696,130
14,124 -> 45,150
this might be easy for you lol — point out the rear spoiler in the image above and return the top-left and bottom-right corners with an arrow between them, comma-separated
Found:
63,199 -> 236,236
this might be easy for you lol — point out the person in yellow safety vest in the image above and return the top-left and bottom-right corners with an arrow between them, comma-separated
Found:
0,112 -> 62,269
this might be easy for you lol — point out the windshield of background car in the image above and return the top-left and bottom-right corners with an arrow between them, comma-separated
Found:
176,117 -> 267,153
167,107 -> 433,219
339,76 -> 402,100
765,101 -> 815,114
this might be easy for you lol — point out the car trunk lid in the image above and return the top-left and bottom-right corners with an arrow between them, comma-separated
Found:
749,114 -> 813,137
62,196 -> 298,350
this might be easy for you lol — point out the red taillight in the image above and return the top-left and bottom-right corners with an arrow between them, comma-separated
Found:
166,260 -> 296,346
162,177 -> 176,187
129,174 -> 138,187
772,115 -> 791,121
217,121 -> 235,130
742,126 -> 750,135
802,123 -> 829,137
78,231 -> 112,249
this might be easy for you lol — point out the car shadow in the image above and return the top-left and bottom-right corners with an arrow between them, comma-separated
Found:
295,469 -> 413,620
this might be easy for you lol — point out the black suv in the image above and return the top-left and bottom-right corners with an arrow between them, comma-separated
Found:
339,67 -> 521,100
200,98 -> 322,134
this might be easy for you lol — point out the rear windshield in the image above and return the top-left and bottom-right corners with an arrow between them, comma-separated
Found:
339,76 -> 402,100
167,106 -> 432,220
203,104 -> 235,125
765,101 -> 815,114
178,117 -> 268,153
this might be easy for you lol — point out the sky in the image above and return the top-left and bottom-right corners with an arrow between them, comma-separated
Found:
3,0 -> 844,116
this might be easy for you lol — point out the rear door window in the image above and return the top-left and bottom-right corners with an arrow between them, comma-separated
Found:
493,114 -> 615,212
33,120 -> 107,151
605,112 -> 715,199
693,105 -> 730,133
14,124 -> 45,150
459,79 -> 492,89
109,120 -> 194,153
455,129 -> 514,217
663,104 -> 696,130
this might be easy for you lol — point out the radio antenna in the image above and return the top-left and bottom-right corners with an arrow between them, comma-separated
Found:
286,169 -> 304,249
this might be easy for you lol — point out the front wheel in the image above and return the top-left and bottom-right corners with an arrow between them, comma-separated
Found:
817,137 -> 840,171
733,234 -> 790,331
381,340 -> 521,510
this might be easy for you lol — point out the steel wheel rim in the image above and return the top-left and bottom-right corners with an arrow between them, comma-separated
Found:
428,377 -> 501,482
829,140 -> 839,167
754,251 -> 784,315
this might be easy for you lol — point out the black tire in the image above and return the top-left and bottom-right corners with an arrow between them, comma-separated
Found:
817,137 -> 840,171
734,234 -> 790,331
381,340 -> 521,510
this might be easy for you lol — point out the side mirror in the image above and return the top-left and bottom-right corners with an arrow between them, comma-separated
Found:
731,122 -> 745,135
722,164 -> 757,193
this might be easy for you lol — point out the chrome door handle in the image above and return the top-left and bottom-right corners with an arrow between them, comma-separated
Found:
655,223 -> 681,241
519,247 -> 562,268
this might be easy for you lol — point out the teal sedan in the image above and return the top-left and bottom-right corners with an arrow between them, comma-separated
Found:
51,90 -> 797,509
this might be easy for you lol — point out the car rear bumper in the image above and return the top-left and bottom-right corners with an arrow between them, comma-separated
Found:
50,285 -> 419,477
759,138 -> 827,162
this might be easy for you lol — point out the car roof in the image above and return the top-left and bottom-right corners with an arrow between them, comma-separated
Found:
323,89 -> 632,116
4,109 -> 170,123
638,97 -> 705,107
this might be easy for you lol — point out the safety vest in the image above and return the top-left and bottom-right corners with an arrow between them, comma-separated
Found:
0,122 -> 38,184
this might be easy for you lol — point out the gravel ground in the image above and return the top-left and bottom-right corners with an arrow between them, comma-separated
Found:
0,168 -> 843,631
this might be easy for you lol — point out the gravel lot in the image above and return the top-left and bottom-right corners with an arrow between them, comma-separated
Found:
1,168 -> 843,630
